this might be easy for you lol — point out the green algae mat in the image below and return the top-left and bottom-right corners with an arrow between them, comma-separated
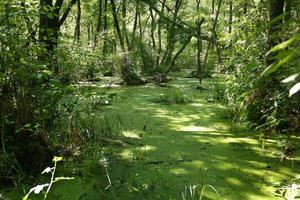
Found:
4,76 -> 300,200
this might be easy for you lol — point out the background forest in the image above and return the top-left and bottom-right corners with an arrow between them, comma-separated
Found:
0,0 -> 300,199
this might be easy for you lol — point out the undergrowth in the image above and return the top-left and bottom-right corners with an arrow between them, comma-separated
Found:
153,88 -> 193,104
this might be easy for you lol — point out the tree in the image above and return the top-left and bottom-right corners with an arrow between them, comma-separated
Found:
266,0 -> 284,65
39,0 -> 77,52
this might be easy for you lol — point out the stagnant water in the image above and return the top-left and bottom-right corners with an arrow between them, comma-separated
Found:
4,75 -> 300,200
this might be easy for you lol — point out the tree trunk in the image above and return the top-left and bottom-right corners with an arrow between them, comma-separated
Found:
94,0 -> 103,48
195,0 -> 203,83
266,0 -> 284,65
156,0 -> 166,67
122,0 -> 130,50
202,0 -> 222,72
109,0 -> 144,85
39,0 -> 59,53
110,0 -> 125,51
130,0 -> 139,50
149,8 -> 156,50
103,0 -> 108,54
166,35 -> 192,74
161,0 -> 182,68
39,0 -> 77,72
74,0 -> 81,42
229,0 -> 233,34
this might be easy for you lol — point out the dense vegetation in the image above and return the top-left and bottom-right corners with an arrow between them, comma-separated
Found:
0,0 -> 299,199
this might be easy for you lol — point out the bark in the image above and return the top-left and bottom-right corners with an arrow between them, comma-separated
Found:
109,0 -> 144,84
74,0 -> 81,42
166,35 -> 192,74
103,0 -> 108,54
202,0 -> 222,71
58,0 -> 77,27
266,0 -> 284,65
160,0 -> 182,67
120,54 -> 146,85
138,10 -> 148,69
143,0 -> 211,42
195,0 -> 204,83
110,0 -> 125,51
122,0 -> 130,49
130,0 -> 139,50
87,20 -> 91,45
39,0 -> 77,52
94,0 -> 103,48
229,0 -> 233,34
156,0 -> 166,66
149,8 -> 156,50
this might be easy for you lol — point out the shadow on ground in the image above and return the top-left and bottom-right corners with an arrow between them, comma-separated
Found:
9,75 -> 299,200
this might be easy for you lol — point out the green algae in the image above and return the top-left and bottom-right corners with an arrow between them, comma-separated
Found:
3,76 -> 300,200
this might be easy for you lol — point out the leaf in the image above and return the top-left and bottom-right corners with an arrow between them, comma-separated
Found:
261,53 -> 294,77
53,156 -> 63,162
267,34 -> 299,55
289,82 -> 300,97
47,13 -> 54,19
33,184 -> 49,194
42,167 -> 52,174
282,73 -> 299,83
54,177 -> 74,182
24,123 -> 31,128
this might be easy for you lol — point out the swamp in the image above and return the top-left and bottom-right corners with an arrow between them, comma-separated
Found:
0,0 -> 300,199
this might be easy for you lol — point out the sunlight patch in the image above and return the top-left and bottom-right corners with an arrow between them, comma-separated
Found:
136,145 -> 157,152
226,177 -> 242,186
169,168 -> 189,175
179,126 -> 215,132
183,160 -> 204,168
123,130 -> 141,139
118,149 -> 133,160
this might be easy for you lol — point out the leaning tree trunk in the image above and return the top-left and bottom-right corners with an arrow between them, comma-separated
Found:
160,0 -> 182,68
202,0 -> 222,72
110,0 -> 145,85
165,35 -> 192,74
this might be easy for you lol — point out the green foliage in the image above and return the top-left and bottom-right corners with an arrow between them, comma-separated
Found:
206,81 -> 226,102
153,88 -> 192,104
219,1 -> 300,133
53,88 -> 123,146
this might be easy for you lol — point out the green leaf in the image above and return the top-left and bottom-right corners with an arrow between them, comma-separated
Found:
24,123 -> 31,128
289,82 -> 300,97
261,53 -> 294,77
47,13 -> 54,19
266,34 -> 299,55
282,73 -> 299,83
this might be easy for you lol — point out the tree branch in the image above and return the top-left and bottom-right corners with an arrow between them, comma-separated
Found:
54,0 -> 64,10
142,0 -> 211,42
58,0 -> 77,27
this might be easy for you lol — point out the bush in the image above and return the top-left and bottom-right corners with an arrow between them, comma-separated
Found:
153,88 -> 192,104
